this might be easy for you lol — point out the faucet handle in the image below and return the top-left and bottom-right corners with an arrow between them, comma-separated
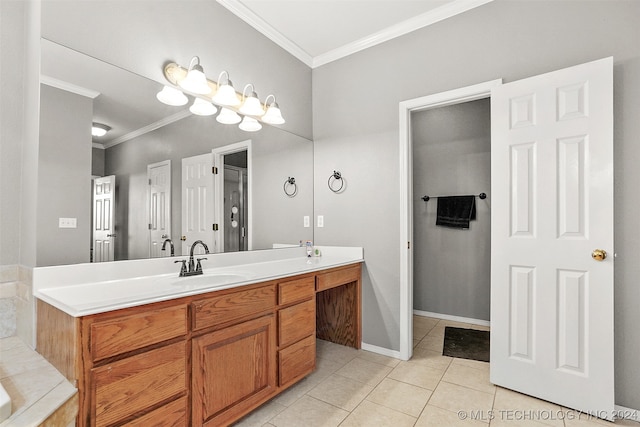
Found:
174,259 -> 188,276
195,258 -> 208,273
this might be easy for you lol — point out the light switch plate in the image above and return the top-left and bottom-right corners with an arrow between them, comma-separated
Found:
303,216 -> 310,227
59,218 -> 77,228
317,215 -> 324,228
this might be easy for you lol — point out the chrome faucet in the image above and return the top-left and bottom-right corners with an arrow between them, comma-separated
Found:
161,238 -> 174,256
175,240 -> 210,277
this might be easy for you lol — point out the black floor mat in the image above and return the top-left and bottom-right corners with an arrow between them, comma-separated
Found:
442,326 -> 490,362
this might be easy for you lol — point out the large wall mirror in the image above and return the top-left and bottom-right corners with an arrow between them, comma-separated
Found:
37,39 -> 313,266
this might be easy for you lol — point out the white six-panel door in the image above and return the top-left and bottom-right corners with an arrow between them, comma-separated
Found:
92,175 -> 116,262
181,153 -> 214,256
490,57 -> 614,418
148,160 -> 171,258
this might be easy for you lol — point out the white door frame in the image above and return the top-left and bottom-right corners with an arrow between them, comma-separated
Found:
398,79 -> 502,360
212,139 -> 253,252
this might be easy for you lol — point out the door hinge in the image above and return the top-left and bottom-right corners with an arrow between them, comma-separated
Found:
212,166 -> 218,175
148,223 -> 152,230
408,241 -> 411,250
212,223 -> 219,231
148,179 -> 152,185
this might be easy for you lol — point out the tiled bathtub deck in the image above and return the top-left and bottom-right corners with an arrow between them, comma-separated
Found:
0,336 -> 76,427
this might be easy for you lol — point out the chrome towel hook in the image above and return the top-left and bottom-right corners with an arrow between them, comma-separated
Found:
283,176 -> 297,197
328,170 -> 344,193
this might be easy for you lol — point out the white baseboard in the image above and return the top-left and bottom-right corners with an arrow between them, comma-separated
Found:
413,309 -> 491,327
360,342 -> 403,360
615,405 -> 640,422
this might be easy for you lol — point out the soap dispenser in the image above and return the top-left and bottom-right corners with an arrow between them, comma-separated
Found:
306,240 -> 313,257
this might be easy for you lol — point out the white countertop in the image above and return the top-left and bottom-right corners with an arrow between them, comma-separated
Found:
33,246 -> 363,317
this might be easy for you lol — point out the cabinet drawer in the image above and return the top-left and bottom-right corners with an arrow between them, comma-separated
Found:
122,396 -> 187,427
91,305 -> 187,362
278,299 -> 315,348
316,264 -> 361,292
278,276 -> 315,306
278,335 -> 316,387
192,284 -> 276,331
92,341 -> 187,427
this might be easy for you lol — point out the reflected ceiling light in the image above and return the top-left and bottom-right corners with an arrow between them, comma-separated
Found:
178,56 -> 211,95
156,85 -> 188,106
239,84 -> 264,116
189,98 -> 217,116
216,107 -> 241,125
261,94 -> 285,125
92,122 -> 111,137
239,116 -> 262,132
212,71 -> 240,107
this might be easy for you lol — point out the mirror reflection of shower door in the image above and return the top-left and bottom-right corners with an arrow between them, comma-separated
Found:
92,175 -> 115,262
148,160 -> 171,258
224,165 -> 248,252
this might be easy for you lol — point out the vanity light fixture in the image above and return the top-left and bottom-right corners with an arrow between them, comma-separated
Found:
159,59 -> 286,130
216,107 -> 242,125
91,122 -> 111,137
262,94 -> 285,125
212,71 -> 241,107
239,116 -> 262,132
156,85 -> 188,106
239,84 -> 265,116
189,98 -> 217,116
178,56 -> 211,95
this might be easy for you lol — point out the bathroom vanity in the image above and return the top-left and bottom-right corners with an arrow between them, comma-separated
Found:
33,247 -> 362,426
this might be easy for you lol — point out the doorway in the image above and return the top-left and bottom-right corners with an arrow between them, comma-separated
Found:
399,79 -> 502,361
213,140 -> 253,253
223,152 -> 248,252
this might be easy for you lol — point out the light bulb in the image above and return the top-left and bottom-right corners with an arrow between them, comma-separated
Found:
189,98 -> 217,116
239,116 -> 262,132
156,86 -> 188,106
216,108 -> 241,125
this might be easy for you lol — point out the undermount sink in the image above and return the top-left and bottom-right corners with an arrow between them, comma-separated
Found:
171,273 -> 249,288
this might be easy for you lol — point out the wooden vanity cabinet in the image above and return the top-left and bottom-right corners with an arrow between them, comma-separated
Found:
191,283 -> 277,426
277,275 -> 316,388
78,301 -> 190,427
36,262 -> 362,427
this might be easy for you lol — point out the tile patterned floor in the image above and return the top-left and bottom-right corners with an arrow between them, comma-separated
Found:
234,316 -> 639,427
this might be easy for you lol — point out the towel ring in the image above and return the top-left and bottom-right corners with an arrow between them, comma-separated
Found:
328,171 -> 344,193
283,177 -> 297,197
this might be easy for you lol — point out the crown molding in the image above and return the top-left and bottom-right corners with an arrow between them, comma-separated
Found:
217,0 -> 493,69
313,0 -> 495,67
216,0 -> 314,67
102,110 -> 192,149
40,75 -> 101,98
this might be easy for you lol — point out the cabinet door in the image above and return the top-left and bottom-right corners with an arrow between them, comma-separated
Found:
193,315 -> 276,426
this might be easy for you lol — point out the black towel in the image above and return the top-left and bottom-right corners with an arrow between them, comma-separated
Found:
436,196 -> 476,229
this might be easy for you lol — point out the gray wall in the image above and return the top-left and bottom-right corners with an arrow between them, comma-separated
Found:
106,116 -> 313,260
37,84 -> 92,266
92,147 -> 105,177
0,0 -> 26,266
412,99 -> 491,321
312,0 -> 640,409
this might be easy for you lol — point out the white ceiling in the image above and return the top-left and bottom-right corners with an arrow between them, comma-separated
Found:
218,0 -> 494,68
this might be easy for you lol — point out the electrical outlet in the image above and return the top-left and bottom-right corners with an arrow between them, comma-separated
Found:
59,218 -> 77,228
304,216 -> 310,227
317,215 -> 324,228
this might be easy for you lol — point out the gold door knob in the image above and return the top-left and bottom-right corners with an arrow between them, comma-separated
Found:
592,249 -> 607,261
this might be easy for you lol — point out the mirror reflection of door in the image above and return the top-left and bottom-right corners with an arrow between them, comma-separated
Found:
147,160 -> 171,258
92,175 -> 116,262
224,162 -> 248,252
181,153 -> 214,256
